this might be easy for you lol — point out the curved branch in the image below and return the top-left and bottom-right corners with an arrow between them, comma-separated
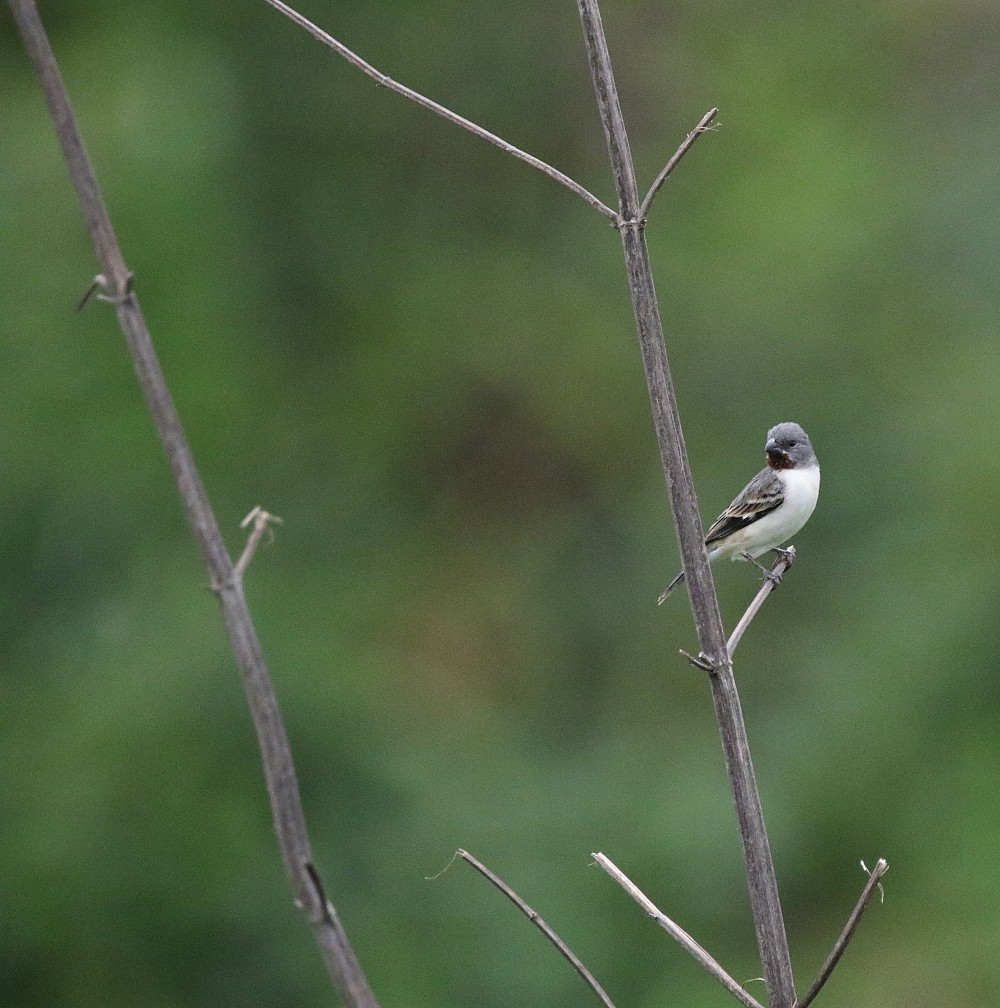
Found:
264,0 -> 619,223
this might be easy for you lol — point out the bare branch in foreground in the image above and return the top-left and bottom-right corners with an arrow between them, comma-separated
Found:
8,3 -> 378,1004
592,854 -> 765,1008
796,859 -> 889,1008
639,108 -> 719,219
726,548 -> 796,659
264,0 -> 619,223
459,850 -> 618,1008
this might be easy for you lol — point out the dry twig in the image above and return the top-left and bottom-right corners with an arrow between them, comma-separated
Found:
460,851 -> 618,1008
726,548 -> 796,658
640,108 -> 719,218
264,0 -> 618,222
235,506 -> 284,579
593,854 -> 765,1008
797,859 -> 889,1008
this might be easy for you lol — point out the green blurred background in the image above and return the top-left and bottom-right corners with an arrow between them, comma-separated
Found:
3,1 -> 999,1005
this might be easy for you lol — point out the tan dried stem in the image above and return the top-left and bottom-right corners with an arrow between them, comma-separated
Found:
593,854 -> 765,1008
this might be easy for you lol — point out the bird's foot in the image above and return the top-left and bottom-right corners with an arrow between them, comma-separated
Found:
741,551 -> 783,588
770,546 -> 796,565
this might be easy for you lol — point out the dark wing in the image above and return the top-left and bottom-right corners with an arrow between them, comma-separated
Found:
704,467 -> 784,547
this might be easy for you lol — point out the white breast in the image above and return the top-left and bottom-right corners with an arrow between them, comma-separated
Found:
716,463 -> 820,561
752,464 -> 820,556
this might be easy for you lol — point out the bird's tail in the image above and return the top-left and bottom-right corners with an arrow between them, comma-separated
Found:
657,569 -> 686,605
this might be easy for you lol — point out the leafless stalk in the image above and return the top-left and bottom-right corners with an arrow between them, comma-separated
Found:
459,851 -> 618,1008
592,854 -> 764,1008
640,108 -> 719,218
726,548 -> 796,658
264,0 -> 618,223
796,859 -> 889,1008
7,3 -> 378,1005
235,506 -> 284,579
574,2 -> 796,1004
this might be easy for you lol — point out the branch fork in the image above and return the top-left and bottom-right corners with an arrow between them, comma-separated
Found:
264,0 -> 716,228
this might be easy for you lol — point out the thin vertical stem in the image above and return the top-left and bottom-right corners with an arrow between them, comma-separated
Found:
575,2 -> 796,1005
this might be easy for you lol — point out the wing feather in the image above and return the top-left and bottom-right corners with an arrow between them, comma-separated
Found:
704,467 -> 784,547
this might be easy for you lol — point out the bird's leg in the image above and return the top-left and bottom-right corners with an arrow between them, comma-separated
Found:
769,546 -> 795,564
741,551 -> 783,587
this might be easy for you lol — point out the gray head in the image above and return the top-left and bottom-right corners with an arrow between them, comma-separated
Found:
765,422 -> 817,470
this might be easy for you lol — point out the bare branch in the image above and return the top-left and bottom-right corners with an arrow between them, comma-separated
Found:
592,854 -> 765,1008
726,548 -> 796,658
459,850 -> 618,1008
235,506 -> 284,579
639,108 -> 719,218
264,0 -> 619,223
575,2 -> 796,1004
796,859 -> 889,1008
8,3 -> 378,1004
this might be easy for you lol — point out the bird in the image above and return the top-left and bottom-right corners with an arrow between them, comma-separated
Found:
657,422 -> 820,603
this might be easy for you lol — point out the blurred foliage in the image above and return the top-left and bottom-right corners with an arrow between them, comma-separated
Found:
3,0 -> 1000,1006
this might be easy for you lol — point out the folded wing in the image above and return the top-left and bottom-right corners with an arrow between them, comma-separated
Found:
704,468 -> 784,547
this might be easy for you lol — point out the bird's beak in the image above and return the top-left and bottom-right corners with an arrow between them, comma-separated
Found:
765,438 -> 787,462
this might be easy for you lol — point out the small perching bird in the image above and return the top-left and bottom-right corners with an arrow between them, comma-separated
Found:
658,422 -> 820,603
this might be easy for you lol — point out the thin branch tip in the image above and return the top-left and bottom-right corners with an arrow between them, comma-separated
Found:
76,270 -> 134,311
593,853 -> 764,1008
424,851 -> 461,880
461,850 -> 618,1008
240,504 -> 284,530
234,507 -> 282,578
265,0 -> 617,221
861,858 -> 889,903
726,550 -> 797,658
679,649 -> 709,671
640,106 -> 721,217
797,858 -> 891,1008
